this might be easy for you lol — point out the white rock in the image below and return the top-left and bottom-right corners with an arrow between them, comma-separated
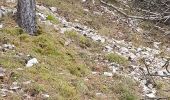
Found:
146,93 -> 156,98
104,72 -> 113,77
153,42 -> 160,49
23,81 -> 31,85
42,94 -> 50,98
0,9 -> 3,18
50,7 -> 57,12
136,27 -> 143,33
37,13 -> 46,21
6,0 -> 16,3
0,67 -> 5,78
26,58 -> 38,67
93,11 -> 102,15
137,48 -> 143,52
17,68 -> 24,71
91,35 -> 105,43
96,93 -> 102,96
2,44 -> 15,49
64,39 -> 72,46
36,5 -> 48,11
104,45 -> 113,52
74,19 -> 79,22
120,47 -> 129,54
157,70 -> 165,76
45,20 -> 53,26
82,0 -> 86,3
60,28 -> 73,34
92,71 -> 98,75
10,82 -> 20,90
83,9 -> 89,12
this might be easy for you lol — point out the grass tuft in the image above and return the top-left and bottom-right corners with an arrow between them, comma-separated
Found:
105,53 -> 128,65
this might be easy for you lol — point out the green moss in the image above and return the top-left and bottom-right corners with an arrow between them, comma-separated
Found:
33,34 -> 60,56
65,30 -> 78,39
105,53 -> 128,65
2,28 -> 24,36
79,35 -> 91,48
112,77 -> 138,100
0,56 -> 24,68
65,30 -> 93,48
46,14 -> 59,24
67,64 -> 89,77
19,34 -> 30,42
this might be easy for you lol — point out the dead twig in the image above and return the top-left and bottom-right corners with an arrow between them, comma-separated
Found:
141,58 -> 157,86
100,0 -> 170,21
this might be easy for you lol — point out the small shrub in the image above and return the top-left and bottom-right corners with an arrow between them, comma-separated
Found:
65,30 -> 78,39
67,64 -> 89,77
2,28 -> 24,36
65,31 -> 92,48
46,14 -> 59,24
19,34 -> 30,42
114,77 -> 139,100
79,35 -> 91,48
105,53 -> 128,65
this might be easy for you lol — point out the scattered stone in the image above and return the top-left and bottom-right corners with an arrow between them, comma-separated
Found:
153,42 -> 160,49
2,44 -> 15,50
23,81 -> 31,85
23,94 -> 31,99
10,82 -> 20,91
0,89 -> 8,97
37,13 -> 46,21
50,7 -> 57,12
0,67 -> 5,79
6,0 -> 16,3
36,5 -> 48,11
42,94 -> 50,98
74,19 -> 79,22
83,9 -> 89,12
91,35 -> 105,43
26,58 -> 38,67
103,72 -> 113,77
82,0 -> 87,3
0,24 -> 3,29
0,9 -> 3,18
64,39 -> 72,46
53,25 -> 60,31
92,71 -> 98,75
104,45 -> 113,52
17,68 -> 24,71
60,27 -> 73,34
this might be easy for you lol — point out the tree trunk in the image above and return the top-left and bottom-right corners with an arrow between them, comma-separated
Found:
17,0 -> 37,35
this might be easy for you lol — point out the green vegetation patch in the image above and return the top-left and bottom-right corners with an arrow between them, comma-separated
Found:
46,14 -> 59,24
105,53 -> 128,65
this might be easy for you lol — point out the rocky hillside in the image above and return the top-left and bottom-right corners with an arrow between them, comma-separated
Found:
0,0 -> 170,100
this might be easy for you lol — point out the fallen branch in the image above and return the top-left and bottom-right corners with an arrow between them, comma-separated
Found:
162,59 -> 170,73
149,74 -> 170,78
142,58 -> 157,86
100,0 -> 170,21
144,96 -> 170,100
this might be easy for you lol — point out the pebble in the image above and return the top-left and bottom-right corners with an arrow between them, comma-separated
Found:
26,58 -> 38,67
10,82 -> 20,91
2,44 -> 15,50
42,94 -> 50,98
50,7 -> 57,12
0,24 -> 3,29
103,72 -> 113,77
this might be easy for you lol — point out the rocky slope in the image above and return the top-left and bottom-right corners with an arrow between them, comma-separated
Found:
0,0 -> 170,100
